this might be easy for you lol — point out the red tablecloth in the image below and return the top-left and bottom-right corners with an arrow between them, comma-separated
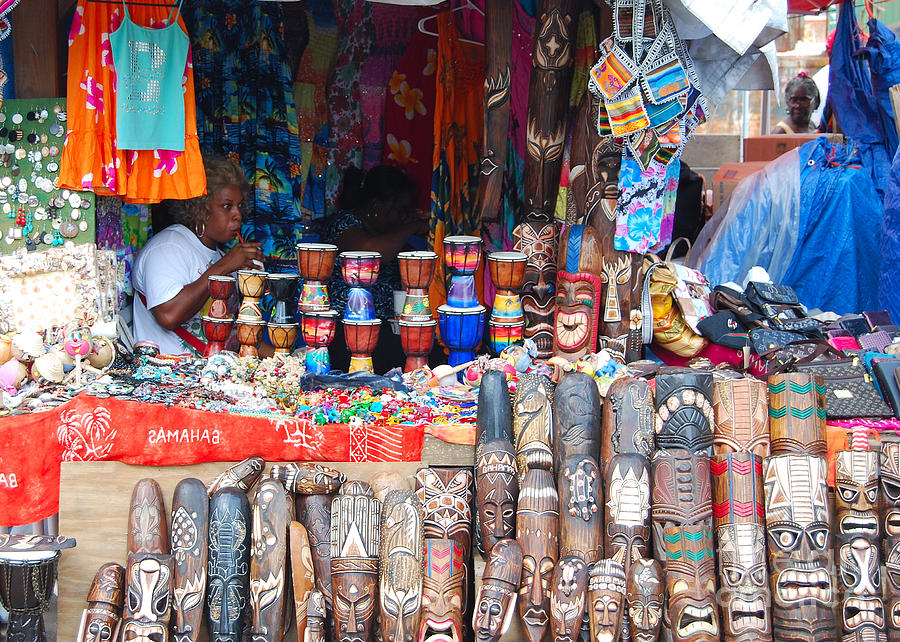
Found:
0,393 -> 426,526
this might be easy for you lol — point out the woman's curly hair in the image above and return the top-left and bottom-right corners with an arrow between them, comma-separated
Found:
175,155 -> 250,235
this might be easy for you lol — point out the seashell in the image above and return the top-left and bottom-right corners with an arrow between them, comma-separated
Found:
87,337 -> 114,369
0,333 -> 11,365
31,352 -> 65,384
10,331 -> 46,362
0,358 -> 28,392
51,348 -> 74,366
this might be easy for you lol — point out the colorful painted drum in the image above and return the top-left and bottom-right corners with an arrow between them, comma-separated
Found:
296,243 -> 338,282
299,281 -> 330,313
487,251 -> 527,290
340,251 -> 381,287
301,310 -> 338,348
401,293 -> 432,322
343,318 -> 381,374
266,273 -> 299,324
345,287 -> 376,322
235,319 -> 265,358
443,235 -> 483,277
488,319 -> 525,356
268,322 -> 299,354
201,315 -> 234,356
237,270 -> 268,321
399,319 -> 437,372
437,304 -> 486,367
398,250 -> 438,290
446,275 -> 478,309
208,275 -> 235,319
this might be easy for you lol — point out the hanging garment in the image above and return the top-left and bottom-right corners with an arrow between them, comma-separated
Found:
182,0 -> 304,258
60,0 -> 206,203
109,0 -> 189,151
858,17 -> 900,161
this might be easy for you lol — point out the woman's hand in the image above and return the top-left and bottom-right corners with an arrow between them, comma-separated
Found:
215,242 -> 264,274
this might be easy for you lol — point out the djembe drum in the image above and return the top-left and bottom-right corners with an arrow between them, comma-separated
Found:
296,243 -> 337,312
235,319 -> 266,357
437,304 -> 486,367
0,551 -> 59,642
268,322 -> 299,354
237,270 -> 268,321
443,236 -> 482,308
267,273 -> 299,324
399,318 -> 437,372
487,251 -> 526,356
301,310 -> 338,374
397,250 -> 437,322
207,275 -> 235,319
343,319 -> 381,373
340,251 -> 381,321
201,315 -> 234,356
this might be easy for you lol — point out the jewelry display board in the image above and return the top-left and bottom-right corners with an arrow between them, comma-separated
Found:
0,98 -> 95,253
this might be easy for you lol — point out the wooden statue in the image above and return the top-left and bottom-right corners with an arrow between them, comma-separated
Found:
552,371 -> 602,474
553,224 -> 604,362
379,489 -> 424,642
289,521 -> 315,642
207,456 -> 265,495
127,478 -> 169,556
419,538 -> 467,642
517,465 -> 560,642
476,439 -> 519,555
600,377 -> 655,477
767,374 -> 827,457
76,562 -> 125,642
549,555 -> 588,642
662,525 -> 719,642
834,450 -> 880,537
650,449 -> 712,563
710,453 -> 765,531
653,367 -> 715,454
270,463 -> 346,495
121,553 -> 173,642
476,370 -> 514,449
207,487 -> 251,642
762,454 -> 836,642
513,372 -> 555,477
604,454 -> 651,573
330,480 -> 380,642
170,478 -> 209,642
626,559 -> 663,642
297,494 -> 335,613
587,559 -> 627,642
716,524 -> 771,641
558,455 -> 603,565
884,536 -> 900,641
473,538 -> 523,642
836,533 -> 886,642
882,443 -> 900,538
513,220 -> 559,359
712,379 -> 770,457
307,590 -> 328,642
250,479 -> 291,642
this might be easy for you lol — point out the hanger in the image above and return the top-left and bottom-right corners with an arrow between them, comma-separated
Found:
417,0 -> 484,47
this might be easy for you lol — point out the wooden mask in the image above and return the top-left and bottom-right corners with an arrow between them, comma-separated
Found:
604,454 -> 650,572
170,478 -> 208,642
414,468 -> 473,561
476,370 -> 514,449
712,379 -> 770,457
207,456 -> 265,495
650,450 -> 712,563
371,471 -> 410,504
835,450 -> 880,538
420,538 -> 466,642
836,534 -> 885,640
716,524 -> 771,642
476,440 -> 519,555
710,453 -> 765,531
297,494 -> 334,612
552,371 -> 602,474
250,479 -> 290,642
587,559 -> 627,642
513,372 -> 555,476
289,522 -> 315,642
127,478 -> 169,556
883,536 -> 900,639
473,538 -> 522,642
517,466 -> 560,642
77,562 -> 125,642
767,374 -> 827,457
762,454 -> 836,641
207,487 -> 251,642
330,480 -> 380,642
549,555 -> 588,642
559,455 -> 603,565
270,463 -> 346,495
662,525 -> 719,642
653,367 -> 714,454
553,224 -> 603,361
626,559 -> 663,642
379,489 -> 424,642
307,590 -> 328,642
882,443 -> 900,538
122,553 -> 173,642
600,377 -> 655,477
513,220 -> 559,358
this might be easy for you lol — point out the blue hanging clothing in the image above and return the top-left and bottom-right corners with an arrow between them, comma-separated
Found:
859,17 -> 900,163
110,0 -> 189,151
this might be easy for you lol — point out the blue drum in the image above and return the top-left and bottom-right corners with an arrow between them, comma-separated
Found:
438,304 -> 486,367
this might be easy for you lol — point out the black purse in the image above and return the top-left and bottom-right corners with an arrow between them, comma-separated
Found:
745,282 -> 822,335
794,357 -> 894,419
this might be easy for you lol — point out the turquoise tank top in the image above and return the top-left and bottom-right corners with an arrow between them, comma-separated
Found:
110,0 -> 189,151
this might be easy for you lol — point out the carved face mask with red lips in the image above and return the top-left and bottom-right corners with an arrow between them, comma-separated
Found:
553,225 -> 603,362
513,221 -> 559,359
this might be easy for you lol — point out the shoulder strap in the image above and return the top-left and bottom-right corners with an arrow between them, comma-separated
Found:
135,290 -> 207,356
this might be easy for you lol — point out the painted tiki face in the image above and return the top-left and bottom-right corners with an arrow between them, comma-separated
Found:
601,377 -> 655,476
474,539 -> 522,642
650,450 -> 712,562
712,379 -> 770,457
476,440 -> 518,555
626,559 -> 663,642
207,488 -> 251,642
553,225 -> 603,361
270,462 -> 346,495
654,368 -> 714,454
834,450 -> 880,537
881,443 -> 900,537
559,455 -> 603,565
662,525 -> 719,642
414,468 -> 473,564
716,524 -> 771,641
837,534 -> 885,637
884,536 -> 900,633
77,562 -> 125,642
710,453 -> 765,531
513,221 -> 559,358
379,490 -> 424,642
517,467 -> 560,642
549,556 -> 588,642
170,478 -> 208,642
419,539 -> 466,642
553,371 -> 601,474
605,454 -> 651,571
207,456 -> 265,495
587,559 -> 627,642
767,374 -> 827,457
127,478 -> 169,557
250,479 -> 290,642
122,554 -> 173,642
513,373 -> 554,476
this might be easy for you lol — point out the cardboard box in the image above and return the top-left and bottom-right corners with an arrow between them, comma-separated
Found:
743,133 -> 844,162
712,161 -> 769,210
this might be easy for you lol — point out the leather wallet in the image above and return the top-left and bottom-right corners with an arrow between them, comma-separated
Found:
840,315 -> 872,339
864,310 -> 893,329
859,331 -> 893,353
828,335 -> 861,351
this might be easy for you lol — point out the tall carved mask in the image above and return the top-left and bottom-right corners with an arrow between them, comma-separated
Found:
473,539 -> 522,642
626,559 -> 663,642
881,443 -> 900,537
127,478 -> 169,556
762,454 -> 836,641
716,524 -> 771,641
207,456 -> 265,495
836,534 -> 885,640
207,488 -> 251,642
513,373 -> 554,476
77,562 -> 125,642
513,221 -> 559,359
414,468 -> 473,564
379,489 -> 424,642
552,371 -> 602,473
475,370 -> 514,449
712,379 -> 770,457
297,494 -> 334,612
834,450 -> 880,538
604,454 -> 651,572
587,559 -> 627,642
883,536 -> 900,635
330,481 -> 380,642
767,374 -> 827,457
475,440 -> 518,556
662,525 -> 719,642
122,554 -> 173,642
653,367 -> 714,454
270,462 -> 346,495
419,538 -> 466,642
710,453 -> 765,531
600,377 -> 655,476
549,556 -> 588,642
170,478 -> 209,642
553,224 -> 603,361
650,450 -> 712,562
559,455 -> 603,565
250,479 -> 290,642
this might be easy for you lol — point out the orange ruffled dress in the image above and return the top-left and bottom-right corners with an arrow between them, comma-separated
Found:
59,0 -> 206,203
